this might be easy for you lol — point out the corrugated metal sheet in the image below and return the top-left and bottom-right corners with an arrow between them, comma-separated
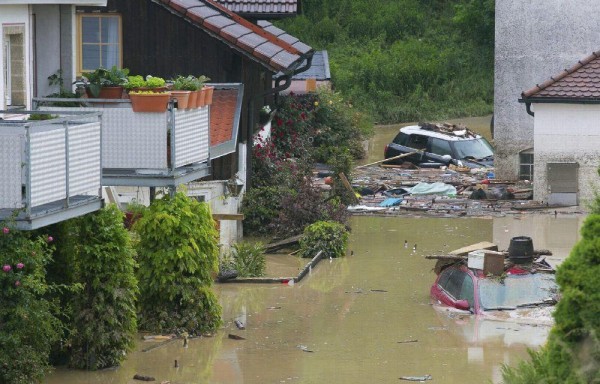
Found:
29,128 -> 67,207
0,130 -> 23,208
173,107 -> 210,167
68,122 -> 102,196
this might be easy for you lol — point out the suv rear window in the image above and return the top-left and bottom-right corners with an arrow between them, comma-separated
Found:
406,134 -> 428,150
393,132 -> 409,146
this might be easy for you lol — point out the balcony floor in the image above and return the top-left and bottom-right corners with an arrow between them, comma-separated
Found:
0,196 -> 103,230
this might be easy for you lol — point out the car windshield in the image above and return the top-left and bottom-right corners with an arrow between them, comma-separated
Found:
478,273 -> 558,311
453,138 -> 494,160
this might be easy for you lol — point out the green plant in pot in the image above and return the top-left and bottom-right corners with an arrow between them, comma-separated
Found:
170,76 -> 195,109
81,66 -> 129,98
195,75 -> 212,107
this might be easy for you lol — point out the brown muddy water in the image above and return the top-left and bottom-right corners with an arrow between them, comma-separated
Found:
46,116 -> 586,383
46,214 -> 585,384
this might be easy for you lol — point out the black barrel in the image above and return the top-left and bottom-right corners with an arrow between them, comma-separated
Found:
508,236 -> 534,264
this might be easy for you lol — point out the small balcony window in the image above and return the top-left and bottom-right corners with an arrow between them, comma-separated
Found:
77,14 -> 122,74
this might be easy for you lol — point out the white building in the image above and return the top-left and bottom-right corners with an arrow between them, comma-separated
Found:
520,51 -> 600,206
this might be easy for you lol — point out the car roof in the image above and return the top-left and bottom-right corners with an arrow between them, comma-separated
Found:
400,123 -> 482,142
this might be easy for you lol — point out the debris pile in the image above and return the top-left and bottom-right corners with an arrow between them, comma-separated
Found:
344,164 -> 547,217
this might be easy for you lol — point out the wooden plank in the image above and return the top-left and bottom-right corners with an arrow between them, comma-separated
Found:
264,234 -> 302,253
449,241 -> 498,256
213,213 -> 245,221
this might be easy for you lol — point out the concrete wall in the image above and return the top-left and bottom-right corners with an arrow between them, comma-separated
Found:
494,1 -> 600,180
532,103 -> 600,205
0,5 -> 30,110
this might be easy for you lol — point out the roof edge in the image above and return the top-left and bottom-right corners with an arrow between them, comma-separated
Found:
521,50 -> 600,98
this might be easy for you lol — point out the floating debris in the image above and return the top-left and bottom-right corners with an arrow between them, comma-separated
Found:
370,289 -> 388,293
234,320 -> 245,330
399,374 -> 432,382
297,345 -> 314,353
267,306 -> 282,310
228,334 -> 246,340
397,339 -> 418,344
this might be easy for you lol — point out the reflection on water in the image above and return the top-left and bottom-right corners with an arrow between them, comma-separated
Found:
45,214 -> 584,384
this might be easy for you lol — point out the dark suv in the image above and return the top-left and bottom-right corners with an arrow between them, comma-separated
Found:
384,123 -> 494,168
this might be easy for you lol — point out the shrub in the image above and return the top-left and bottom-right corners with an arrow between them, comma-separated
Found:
64,205 -> 138,370
273,179 -> 349,238
242,186 -> 289,235
135,192 -> 222,335
299,221 -> 349,259
221,242 -> 266,277
0,223 -> 61,384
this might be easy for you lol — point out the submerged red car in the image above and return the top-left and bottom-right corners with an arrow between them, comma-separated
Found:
430,263 -> 558,315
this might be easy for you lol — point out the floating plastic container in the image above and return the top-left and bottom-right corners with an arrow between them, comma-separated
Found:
467,250 -> 486,270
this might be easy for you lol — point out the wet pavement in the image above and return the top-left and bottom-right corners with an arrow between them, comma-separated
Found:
45,214 -> 585,384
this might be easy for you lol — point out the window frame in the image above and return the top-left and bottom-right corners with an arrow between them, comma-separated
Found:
76,13 -> 123,75
519,149 -> 534,181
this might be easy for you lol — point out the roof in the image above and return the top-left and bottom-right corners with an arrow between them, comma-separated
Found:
275,50 -> 330,80
401,123 -> 482,141
521,50 -> 600,101
213,0 -> 298,18
210,83 -> 244,159
154,0 -> 312,73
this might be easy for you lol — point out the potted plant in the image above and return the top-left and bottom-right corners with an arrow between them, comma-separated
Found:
129,90 -> 171,113
169,76 -> 194,109
195,75 -> 211,107
80,66 -> 129,98
123,75 -> 167,93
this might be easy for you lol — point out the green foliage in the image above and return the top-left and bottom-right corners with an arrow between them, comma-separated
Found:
135,192 -> 222,335
0,223 -> 61,384
81,66 -> 129,96
221,242 -> 266,277
145,75 -> 166,88
502,214 -> 600,383
124,75 -> 145,90
171,75 -> 198,91
277,0 -> 495,123
63,205 -> 138,370
241,186 -> 290,235
275,179 -> 349,237
299,221 -> 349,259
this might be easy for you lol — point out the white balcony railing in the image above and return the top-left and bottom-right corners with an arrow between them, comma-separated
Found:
37,99 -> 211,186
0,111 -> 102,227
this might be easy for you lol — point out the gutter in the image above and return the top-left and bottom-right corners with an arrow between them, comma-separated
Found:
519,97 -> 600,118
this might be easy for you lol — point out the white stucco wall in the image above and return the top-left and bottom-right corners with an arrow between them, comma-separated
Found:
494,1 -> 600,180
0,5 -> 31,110
532,103 -> 600,204
31,5 -> 62,98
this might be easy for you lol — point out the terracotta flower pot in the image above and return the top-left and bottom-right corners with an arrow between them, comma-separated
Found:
170,90 -> 191,109
187,90 -> 198,109
129,92 -> 171,112
86,86 -> 124,99
204,86 -> 214,106
197,88 -> 206,107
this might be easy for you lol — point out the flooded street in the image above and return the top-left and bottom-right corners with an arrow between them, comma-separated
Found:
45,115 -> 587,383
46,214 -> 585,384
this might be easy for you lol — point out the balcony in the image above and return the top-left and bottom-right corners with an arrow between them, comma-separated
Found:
35,98 -> 211,187
0,111 -> 103,230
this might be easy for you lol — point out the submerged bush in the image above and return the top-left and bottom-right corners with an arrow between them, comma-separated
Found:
65,205 -> 138,370
135,192 -> 222,335
221,242 -> 266,277
0,223 -> 61,384
299,220 -> 349,259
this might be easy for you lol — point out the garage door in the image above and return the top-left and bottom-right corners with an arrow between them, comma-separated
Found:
547,162 -> 578,206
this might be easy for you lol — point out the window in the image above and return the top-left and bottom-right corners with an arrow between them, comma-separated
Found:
430,138 -> 453,156
519,150 -> 534,181
77,14 -> 122,74
406,134 -> 428,150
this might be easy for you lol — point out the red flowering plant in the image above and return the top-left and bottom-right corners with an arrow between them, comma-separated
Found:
0,221 -> 61,384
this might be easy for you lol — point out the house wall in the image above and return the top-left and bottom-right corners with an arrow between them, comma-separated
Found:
0,5 -> 31,110
532,103 -> 600,205
494,1 -> 600,180
31,4 -> 61,98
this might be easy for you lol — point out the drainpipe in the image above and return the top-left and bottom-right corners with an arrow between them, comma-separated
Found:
245,53 -> 314,190
525,102 -> 534,117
